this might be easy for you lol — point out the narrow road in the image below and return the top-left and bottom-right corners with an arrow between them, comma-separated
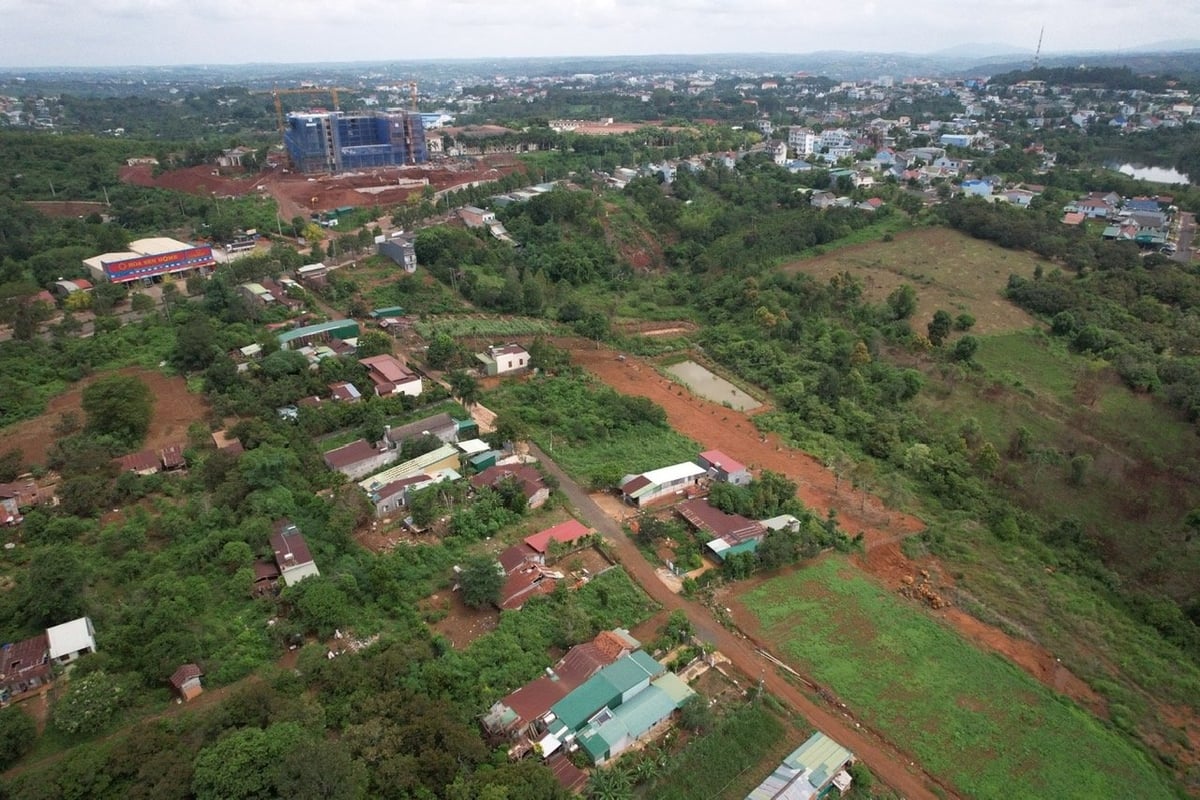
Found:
529,443 -> 956,800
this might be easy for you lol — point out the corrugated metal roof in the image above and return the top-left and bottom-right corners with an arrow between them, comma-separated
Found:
641,462 -> 706,486
358,445 -> 460,490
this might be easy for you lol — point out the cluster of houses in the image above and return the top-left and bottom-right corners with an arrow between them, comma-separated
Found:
619,450 -> 804,567
481,628 -> 695,790
493,519 -> 592,610
1062,192 -> 1177,250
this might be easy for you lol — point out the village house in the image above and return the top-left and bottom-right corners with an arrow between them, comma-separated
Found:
114,444 -> 187,476
476,344 -> 530,377
696,450 -> 752,485
268,520 -> 320,587
385,412 -> 461,450
746,731 -> 856,799
0,616 -> 97,702
0,479 -> 56,526
328,381 -> 362,403
359,354 -> 423,397
460,206 -> 496,229
169,663 -> 203,702
620,462 -> 706,507
470,463 -> 550,510
323,439 -> 398,481
359,444 -> 462,495
677,497 -> 768,562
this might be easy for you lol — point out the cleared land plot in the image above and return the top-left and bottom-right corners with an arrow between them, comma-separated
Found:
781,228 -> 1046,334
736,559 -> 1176,800
665,361 -> 761,411
0,367 -> 208,466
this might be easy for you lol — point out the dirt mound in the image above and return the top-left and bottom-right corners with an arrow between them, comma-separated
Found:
0,367 -> 208,467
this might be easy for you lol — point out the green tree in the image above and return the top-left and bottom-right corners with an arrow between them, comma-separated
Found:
447,370 -> 480,408
952,335 -> 979,362
954,312 -> 976,331
25,545 -> 87,626
192,722 -> 309,800
886,284 -> 917,320
927,309 -> 952,346
0,708 -> 36,769
677,694 -> 715,734
426,333 -> 461,369
172,315 -> 219,371
82,374 -> 153,447
275,738 -> 368,800
459,554 -> 503,609
355,330 -> 392,359
586,765 -> 632,800
53,670 -> 127,735
284,577 -> 351,637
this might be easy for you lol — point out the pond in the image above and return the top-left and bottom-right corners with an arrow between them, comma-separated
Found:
665,361 -> 762,411
1110,162 -> 1192,185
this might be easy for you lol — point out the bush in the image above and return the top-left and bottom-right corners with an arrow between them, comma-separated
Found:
0,708 -> 36,769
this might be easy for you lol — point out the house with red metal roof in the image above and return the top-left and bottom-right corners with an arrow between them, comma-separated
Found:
523,519 -> 593,558
269,519 -> 320,587
697,449 -> 751,485
677,497 -> 767,562
359,354 -> 423,397
471,464 -> 549,510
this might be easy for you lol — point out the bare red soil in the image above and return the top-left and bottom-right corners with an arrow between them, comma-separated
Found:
0,367 -> 207,467
119,155 -> 525,222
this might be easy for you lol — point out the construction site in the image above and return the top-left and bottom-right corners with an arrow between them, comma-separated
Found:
284,110 -> 428,173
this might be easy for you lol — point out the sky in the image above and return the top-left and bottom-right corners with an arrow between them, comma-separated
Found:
0,0 -> 1197,68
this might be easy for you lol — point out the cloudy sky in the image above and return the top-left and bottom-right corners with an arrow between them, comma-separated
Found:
0,0 -> 1196,67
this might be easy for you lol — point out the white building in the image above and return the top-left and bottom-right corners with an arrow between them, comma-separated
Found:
46,617 -> 97,665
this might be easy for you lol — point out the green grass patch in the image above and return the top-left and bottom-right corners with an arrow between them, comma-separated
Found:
742,559 -> 1176,800
485,374 -> 699,488
413,315 -> 564,339
646,701 -> 789,800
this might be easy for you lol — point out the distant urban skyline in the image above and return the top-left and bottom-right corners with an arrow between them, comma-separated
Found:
0,0 -> 1197,68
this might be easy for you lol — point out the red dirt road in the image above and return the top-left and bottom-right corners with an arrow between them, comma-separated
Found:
565,341 -> 1106,716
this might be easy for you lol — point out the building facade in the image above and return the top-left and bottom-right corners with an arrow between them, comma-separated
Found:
285,111 -> 428,174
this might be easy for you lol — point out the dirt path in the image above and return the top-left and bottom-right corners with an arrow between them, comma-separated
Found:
530,443 -> 954,800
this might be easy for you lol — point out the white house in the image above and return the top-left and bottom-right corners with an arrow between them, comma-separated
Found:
788,127 -> 818,156
46,617 -> 97,664
620,462 -> 706,507
476,344 -> 530,376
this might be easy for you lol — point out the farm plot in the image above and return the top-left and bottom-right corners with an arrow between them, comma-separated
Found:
781,228 -> 1046,335
413,315 -> 564,340
735,559 -> 1176,800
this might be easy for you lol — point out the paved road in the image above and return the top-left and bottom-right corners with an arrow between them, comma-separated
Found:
529,443 -> 956,800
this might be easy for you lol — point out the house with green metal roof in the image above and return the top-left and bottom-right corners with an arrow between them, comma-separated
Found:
277,319 -> 360,350
576,672 -> 695,764
745,731 -> 854,800
548,650 -> 663,735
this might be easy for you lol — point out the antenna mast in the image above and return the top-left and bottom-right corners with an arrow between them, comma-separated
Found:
1033,26 -> 1044,69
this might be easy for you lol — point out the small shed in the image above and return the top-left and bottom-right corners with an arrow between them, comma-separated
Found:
469,450 -> 501,471
169,663 -> 204,702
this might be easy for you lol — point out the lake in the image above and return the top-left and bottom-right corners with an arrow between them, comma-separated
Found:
1111,162 -> 1193,185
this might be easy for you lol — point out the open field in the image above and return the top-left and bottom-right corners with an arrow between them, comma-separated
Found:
734,559 -> 1177,800
0,366 -> 208,466
781,228 -> 1047,334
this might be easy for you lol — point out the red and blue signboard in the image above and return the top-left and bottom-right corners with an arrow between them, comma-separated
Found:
104,246 -> 214,283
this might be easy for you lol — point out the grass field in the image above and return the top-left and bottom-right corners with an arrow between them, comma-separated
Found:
914,328 -> 1200,604
741,559 -> 1177,800
646,701 -> 791,800
413,315 -> 564,339
781,227 -> 1047,334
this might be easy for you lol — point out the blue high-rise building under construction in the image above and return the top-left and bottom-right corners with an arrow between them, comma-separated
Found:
284,111 -> 428,174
